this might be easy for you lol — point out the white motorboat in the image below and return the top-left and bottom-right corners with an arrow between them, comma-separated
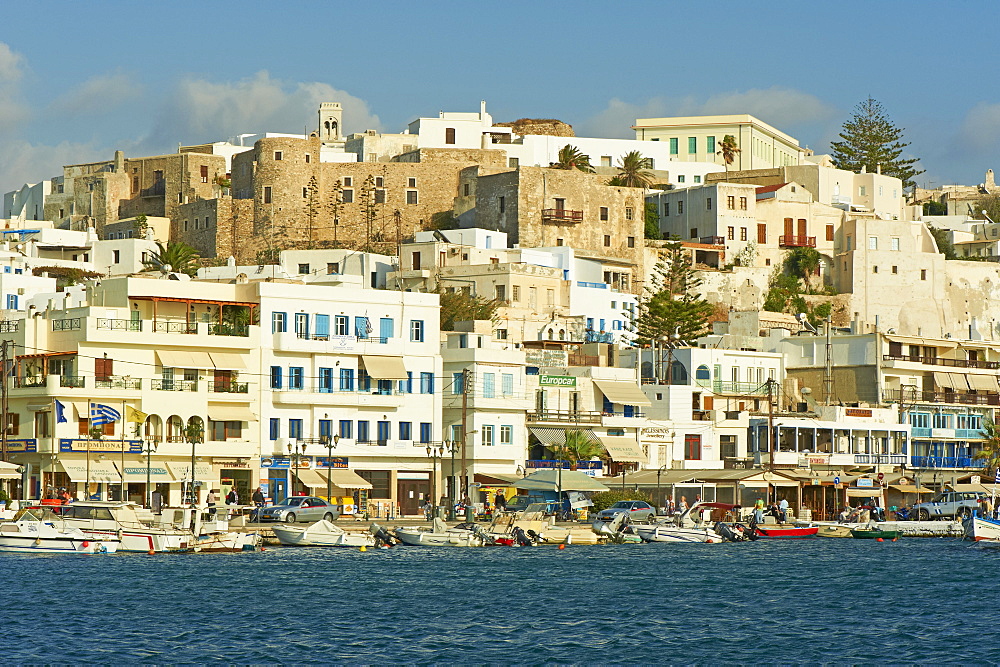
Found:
965,515 -> 1000,541
47,501 -> 195,552
0,507 -> 119,554
272,520 -> 375,547
394,518 -> 485,547
633,502 -> 740,544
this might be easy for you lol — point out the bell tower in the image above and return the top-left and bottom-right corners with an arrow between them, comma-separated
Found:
319,102 -> 342,142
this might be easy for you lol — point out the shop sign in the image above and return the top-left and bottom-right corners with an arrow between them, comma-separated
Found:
540,374 -> 576,387
972,475 -> 981,485
526,349 -> 568,366
316,457 -> 349,469
640,427 -> 672,441
845,408 -> 873,417
6,439 -> 37,453
213,459 -> 250,468
331,335 -> 355,350
59,438 -> 142,453
856,477 -> 874,487
260,456 -> 312,469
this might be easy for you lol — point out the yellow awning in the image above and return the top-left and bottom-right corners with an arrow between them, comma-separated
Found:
361,355 -> 408,379
0,461 -> 21,479
207,405 -> 257,422
933,372 -> 968,390
599,436 -> 647,463
317,469 -> 373,490
209,352 -> 247,370
592,380 -> 652,407
886,335 -> 958,350
157,350 -> 213,368
888,484 -> 934,494
847,487 -> 883,497
58,460 -> 119,483
295,469 -> 331,488
967,374 -> 999,392
166,462 -> 214,483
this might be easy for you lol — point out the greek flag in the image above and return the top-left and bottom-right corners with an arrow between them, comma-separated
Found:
55,400 -> 68,424
995,467 -> 1000,484
90,403 -> 121,426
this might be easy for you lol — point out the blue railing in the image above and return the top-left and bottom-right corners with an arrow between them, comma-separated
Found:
584,331 -> 615,343
854,454 -> 906,465
526,459 -> 603,470
576,281 -> 608,289
911,427 -> 932,437
910,455 -> 984,469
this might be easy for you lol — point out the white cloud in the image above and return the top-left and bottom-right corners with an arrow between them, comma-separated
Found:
51,71 -> 141,115
0,139 -> 104,195
0,42 -> 24,83
141,71 -> 381,150
958,102 -> 1000,152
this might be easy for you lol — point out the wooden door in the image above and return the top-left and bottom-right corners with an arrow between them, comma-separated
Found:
783,218 -> 793,237
397,479 -> 430,515
797,218 -> 807,239
95,358 -> 113,381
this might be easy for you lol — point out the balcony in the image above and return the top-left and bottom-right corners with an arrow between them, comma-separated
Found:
97,318 -> 142,332
541,208 -> 584,223
854,454 -> 906,465
153,321 -> 198,334
700,236 -> 725,245
696,379 -> 769,395
910,455 -> 984,469
526,460 -> 603,471
15,376 -> 46,388
527,409 -> 602,425
778,235 -> 817,248
882,388 -> 1000,406
151,379 -> 198,392
208,323 -> 249,337
52,317 -> 82,332
209,381 -> 249,394
95,376 -> 142,390
0,321 -> 20,333
59,376 -> 85,388
584,331 -> 615,343
882,354 -> 1000,370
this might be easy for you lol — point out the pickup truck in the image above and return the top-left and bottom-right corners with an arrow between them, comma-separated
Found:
911,491 -> 986,520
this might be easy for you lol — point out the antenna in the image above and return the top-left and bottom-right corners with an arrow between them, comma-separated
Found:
797,313 -> 818,334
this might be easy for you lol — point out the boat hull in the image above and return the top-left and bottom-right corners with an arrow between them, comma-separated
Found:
850,529 -> 901,539
272,524 -> 374,547
78,528 -> 192,552
754,525 -> 818,539
634,525 -> 724,543
966,516 -> 1000,541
816,524 -> 855,538
0,523 -> 118,553
394,528 -> 482,547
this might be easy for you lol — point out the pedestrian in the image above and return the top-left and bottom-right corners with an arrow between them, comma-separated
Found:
251,487 -> 265,522
679,496 -> 689,512
226,487 -> 239,506
981,495 -> 993,519
58,488 -> 72,504
778,497 -> 789,523
207,489 -> 218,517
494,491 -> 507,513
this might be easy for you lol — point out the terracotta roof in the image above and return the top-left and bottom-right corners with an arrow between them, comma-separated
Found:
755,183 -> 788,196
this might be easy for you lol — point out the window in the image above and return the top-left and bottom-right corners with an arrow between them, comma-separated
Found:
891,237 -> 900,251
727,195 -> 735,210
420,372 -> 434,394
341,189 -> 353,203
719,435 -> 737,459
318,367 -> 334,393
314,314 -> 330,340
707,197 -> 712,210
495,285 -> 506,301
408,177 -> 417,188
512,285 -> 520,302
684,434 -> 702,460
508,157 -> 519,168
288,419 -> 303,439
463,183 -> 470,196
933,414 -> 952,429
343,177 -> 353,187
892,265 -> 898,274
327,262 -> 340,275
274,151 -> 283,161
625,207 -> 633,220
406,190 -> 418,205
379,317 -> 394,340
210,420 -> 242,441
600,206 -> 609,221
502,373 -> 513,396
452,372 -> 464,394
677,201 -> 684,214
445,128 -> 456,144
499,196 -> 505,213
694,175 -> 701,183
358,370 -> 371,392
859,186 -> 866,196
677,175 -> 685,183
377,421 -> 390,444
483,373 -> 495,398
269,418 -> 280,440
601,156 -> 612,167
482,424 -> 495,447
873,266 -> 878,274
419,422 -> 432,444
909,413 -> 929,429
689,228 -> 697,239
669,137 -> 678,154
6,295 -> 17,309
740,227 -> 747,241
869,236 -> 878,250
410,320 -> 425,342
847,235 -> 852,250
826,224 -> 834,242
604,235 -> 611,247
399,422 -> 412,440
270,366 -> 282,389
263,186 -> 272,204
339,420 -> 352,439
921,269 -> 927,280
663,202 -> 669,216
305,154 -> 311,163
334,315 -> 348,336
318,419 -> 332,441
294,313 -> 309,339
727,227 -> 735,240
375,189 -> 386,204
500,425 -> 513,446
288,367 -> 304,390
739,197 -> 747,210
688,137 -> 697,154
757,224 -> 767,244
706,136 -> 716,154
357,421 -> 370,444
339,368 -> 354,391
627,236 -> 635,248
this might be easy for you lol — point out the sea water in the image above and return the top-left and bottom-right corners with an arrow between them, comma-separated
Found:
2,537 -> 997,663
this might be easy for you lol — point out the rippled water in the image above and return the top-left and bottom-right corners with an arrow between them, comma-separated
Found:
2,537 -> 998,663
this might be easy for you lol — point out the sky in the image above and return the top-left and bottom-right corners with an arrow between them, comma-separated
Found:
1,1 -> 998,196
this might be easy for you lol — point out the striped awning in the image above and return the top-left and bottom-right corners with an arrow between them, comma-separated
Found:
527,427 -> 600,445
933,372 -> 969,390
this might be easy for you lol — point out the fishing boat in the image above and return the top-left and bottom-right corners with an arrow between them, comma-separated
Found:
633,502 -> 744,544
272,520 -> 375,547
0,507 -> 119,554
963,515 -> 1000,541
753,524 -> 819,538
814,522 -> 861,538
850,527 -> 901,539
394,518 -> 486,547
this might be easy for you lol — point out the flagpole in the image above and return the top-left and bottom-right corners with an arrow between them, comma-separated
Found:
120,399 -> 126,502
86,401 -> 91,501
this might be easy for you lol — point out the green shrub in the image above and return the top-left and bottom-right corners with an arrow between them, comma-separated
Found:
590,489 -> 651,512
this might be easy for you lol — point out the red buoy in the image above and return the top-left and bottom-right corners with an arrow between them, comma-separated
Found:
876,538 -> 884,542
81,541 -> 90,548
148,549 -> 155,555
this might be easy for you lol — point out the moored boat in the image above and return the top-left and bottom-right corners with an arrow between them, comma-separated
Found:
964,515 -> 1000,541
850,528 -> 901,539
0,507 -> 119,554
634,502 -> 750,543
754,524 -> 819,539
272,520 -> 375,547
394,518 -> 486,547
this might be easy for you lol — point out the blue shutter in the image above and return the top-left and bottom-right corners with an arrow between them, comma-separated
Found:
379,317 -> 393,341
318,419 -> 332,438
314,314 -> 330,339
452,372 -> 464,395
357,420 -> 369,443
269,418 -> 280,440
419,422 -> 432,444
270,366 -> 282,389
319,368 -> 333,393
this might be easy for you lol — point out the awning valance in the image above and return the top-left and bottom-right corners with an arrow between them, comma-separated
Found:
967,374 -> 1000,392
528,427 -> 600,445
846,487 -> 883,497
315,469 -> 373,490
209,352 -> 247,370
166,462 -> 214,483
599,436 -> 647,463
592,380 -> 652,407
58,460 -> 119,483
157,350 -> 213,369
115,460 -> 175,483
888,484 -> 935,494
207,405 -> 257,422
360,355 -> 408,380
295,469 -> 331,488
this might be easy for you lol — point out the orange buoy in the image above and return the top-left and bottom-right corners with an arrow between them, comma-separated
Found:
558,544 -> 566,550
876,538 -> 884,542
82,541 -> 89,548
148,549 -> 155,555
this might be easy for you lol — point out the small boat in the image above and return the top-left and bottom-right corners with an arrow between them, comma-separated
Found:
965,515 -> 1000,542
272,520 -> 375,547
0,507 -> 119,554
813,522 -> 862,538
754,524 -> 819,539
850,527 -> 901,539
394,518 -> 485,547
634,502 -> 746,544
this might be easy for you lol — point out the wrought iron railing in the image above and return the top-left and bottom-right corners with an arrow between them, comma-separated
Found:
778,235 -> 817,247
95,376 -> 142,390
0,321 -> 20,332
208,323 -> 249,337
52,318 -> 82,331
882,354 -> 1000,369
153,321 -> 198,334
854,454 -> 906,465
59,376 -> 85,388
151,379 -> 198,392
526,460 -> 603,470
15,376 -> 46,388
209,381 -> 249,393
97,318 -> 142,332
527,410 -> 602,424
882,388 -> 1000,405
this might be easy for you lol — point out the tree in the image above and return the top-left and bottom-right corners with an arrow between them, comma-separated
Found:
548,430 -> 604,470
831,97 -> 924,189
975,194 -> 1000,223
634,241 -> 714,344
926,225 -> 957,260
785,246 -> 822,290
716,134 -> 741,174
614,151 -> 653,188
922,200 -> 947,216
643,202 -> 661,239
436,287 -> 501,331
978,419 -> 1000,475
550,144 -> 595,173
143,241 -> 201,276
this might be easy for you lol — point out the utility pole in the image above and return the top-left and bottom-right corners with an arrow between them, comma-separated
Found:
823,315 -> 834,405
0,339 -> 11,462
460,368 -> 471,503
767,377 -> 776,504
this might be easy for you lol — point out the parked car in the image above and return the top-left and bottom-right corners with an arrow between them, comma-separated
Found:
911,491 -> 986,520
595,500 -> 656,523
258,496 -> 339,523
505,494 -> 558,514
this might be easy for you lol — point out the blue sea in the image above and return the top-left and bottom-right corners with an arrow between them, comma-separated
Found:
2,537 -> 997,664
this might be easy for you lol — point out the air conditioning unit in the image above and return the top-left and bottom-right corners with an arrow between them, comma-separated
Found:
449,248 -> 459,255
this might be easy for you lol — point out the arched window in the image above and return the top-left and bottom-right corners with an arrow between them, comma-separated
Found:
558,329 -> 566,340
695,365 -> 711,380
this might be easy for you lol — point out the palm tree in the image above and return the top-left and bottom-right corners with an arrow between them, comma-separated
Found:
614,151 -> 653,188
549,430 -> 605,470
550,145 -> 595,173
717,134 -> 741,174
978,419 -> 1000,475
143,241 -> 201,277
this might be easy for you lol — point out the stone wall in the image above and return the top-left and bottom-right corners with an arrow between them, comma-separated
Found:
119,152 -> 227,223
494,118 -> 574,137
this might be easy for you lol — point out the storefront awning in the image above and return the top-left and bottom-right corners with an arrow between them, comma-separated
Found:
59,460 -> 120,483
360,355 -> 408,380
528,427 -> 600,445
316,469 -> 373,490
115,460 -> 175,483
592,380 -> 652,407
933,372 -> 969,390
0,461 -> 21,479
846,487 -> 883,497
209,352 -> 247,370
166,462 -> 214,483
207,405 -> 257,422
156,350 -> 214,369
888,484 -> 935,494
295,469 -> 331,488
599,436 -> 647,463
967,374 -> 999,392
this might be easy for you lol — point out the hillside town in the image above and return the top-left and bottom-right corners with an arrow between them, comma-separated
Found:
1,99 -> 997,523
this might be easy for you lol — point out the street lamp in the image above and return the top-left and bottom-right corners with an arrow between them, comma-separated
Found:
287,439 -> 307,497
323,434 -> 340,503
143,438 -> 158,508
656,465 -> 667,514
426,442 -> 444,521
444,440 -> 460,520
184,419 -> 204,507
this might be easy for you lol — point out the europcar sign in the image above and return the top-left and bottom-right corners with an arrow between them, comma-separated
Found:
539,374 -> 576,387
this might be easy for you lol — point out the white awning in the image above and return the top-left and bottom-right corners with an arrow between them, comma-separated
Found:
295,469 -> 331,488
27,403 -> 51,411
592,380 -> 652,407
58,460 -> 120,483
361,355 -> 408,380
967,374 -> 999,392
207,405 -> 257,422
933,372 -> 968,390
528,427 -> 600,445
156,350 -> 213,369
115,460 -> 175,483
318,469 -> 373,490
209,352 -> 247,370
0,461 -> 20,479
885,334 -> 959,350
166,462 -> 214,483
846,487 -> 883,497
599,436 -> 647,463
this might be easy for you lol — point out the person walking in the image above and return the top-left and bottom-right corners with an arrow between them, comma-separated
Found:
206,489 -> 218,517
226,487 -> 239,506
778,498 -> 789,523
251,487 -> 265,522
